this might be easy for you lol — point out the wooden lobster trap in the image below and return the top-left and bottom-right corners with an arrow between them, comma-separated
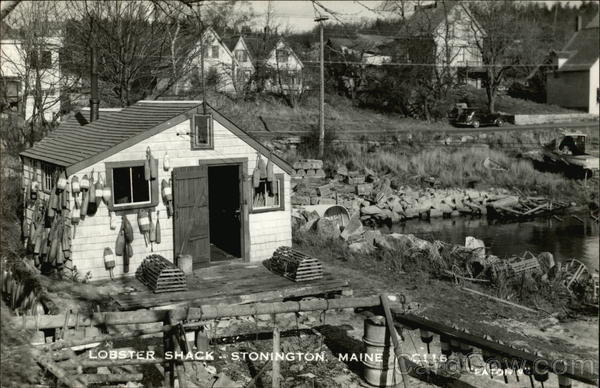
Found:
265,246 -> 323,282
136,254 -> 188,293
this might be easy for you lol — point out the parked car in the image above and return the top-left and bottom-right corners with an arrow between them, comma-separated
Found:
452,109 -> 504,128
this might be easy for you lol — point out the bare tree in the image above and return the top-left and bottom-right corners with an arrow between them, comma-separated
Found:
462,1 -> 535,112
1,1 -> 82,147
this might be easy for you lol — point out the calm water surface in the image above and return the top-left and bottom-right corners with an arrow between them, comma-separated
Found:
380,215 -> 599,271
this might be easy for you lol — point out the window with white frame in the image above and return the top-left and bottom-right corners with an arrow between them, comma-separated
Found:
211,45 -> 219,58
106,161 -> 159,210
190,114 -> 213,150
235,49 -> 248,62
252,174 -> 284,212
276,49 -> 289,63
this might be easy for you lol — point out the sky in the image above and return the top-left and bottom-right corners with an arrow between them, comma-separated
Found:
248,1 -> 587,32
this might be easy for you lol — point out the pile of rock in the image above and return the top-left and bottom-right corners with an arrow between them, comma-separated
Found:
293,159 -> 326,178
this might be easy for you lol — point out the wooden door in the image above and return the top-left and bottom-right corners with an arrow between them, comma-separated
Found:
173,166 -> 209,267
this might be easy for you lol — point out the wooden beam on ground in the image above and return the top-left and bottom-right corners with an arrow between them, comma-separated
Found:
30,349 -> 86,388
82,373 -> 143,384
390,310 -> 598,385
13,296 -> 385,330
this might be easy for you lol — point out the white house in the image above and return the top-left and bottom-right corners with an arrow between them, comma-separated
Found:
20,100 -> 293,280
397,0 -> 485,87
547,13 -> 599,115
263,39 -> 305,94
228,36 -> 255,88
0,23 -> 63,121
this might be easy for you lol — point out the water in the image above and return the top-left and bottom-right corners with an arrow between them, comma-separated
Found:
380,215 -> 599,271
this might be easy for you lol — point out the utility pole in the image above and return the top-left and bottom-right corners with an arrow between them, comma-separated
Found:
315,15 -> 328,158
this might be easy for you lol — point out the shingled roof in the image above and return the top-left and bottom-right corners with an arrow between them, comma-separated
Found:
20,100 -> 294,175
20,101 -> 201,171
558,12 -> 600,72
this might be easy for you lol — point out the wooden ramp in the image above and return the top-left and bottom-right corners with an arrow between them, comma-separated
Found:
112,262 -> 350,310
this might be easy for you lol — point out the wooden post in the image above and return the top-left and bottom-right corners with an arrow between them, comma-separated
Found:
163,321 -> 172,388
272,326 -> 280,388
314,15 -> 329,158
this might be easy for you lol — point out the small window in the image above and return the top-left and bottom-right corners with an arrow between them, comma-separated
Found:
276,49 -> 289,63
105,161 -> 159,211
29,50 -> 52,69
252,174 -> 284,213
211,45 -> 219,58
235,49 -> 248,62
40,162 -> 55,192
190,114 -> 213,150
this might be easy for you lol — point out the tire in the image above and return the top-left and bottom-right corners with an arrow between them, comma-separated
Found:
472,120 -> 480,128
495,118 -> 503,127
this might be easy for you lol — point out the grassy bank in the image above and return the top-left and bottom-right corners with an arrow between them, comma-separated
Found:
293,229 -> 571,311
288,138 -> 597,204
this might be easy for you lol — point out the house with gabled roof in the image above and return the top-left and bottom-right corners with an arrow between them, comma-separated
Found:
20,100 -> 293,280
391,0 -> 485,87
263,38 -> 305,94
547,13 -> 599,115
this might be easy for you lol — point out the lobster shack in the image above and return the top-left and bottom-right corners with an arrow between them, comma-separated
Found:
19,100 -> 294,280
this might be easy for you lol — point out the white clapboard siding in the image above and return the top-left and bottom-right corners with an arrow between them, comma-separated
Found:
67,117 -> 291,280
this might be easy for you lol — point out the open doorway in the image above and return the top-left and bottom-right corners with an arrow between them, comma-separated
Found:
208,164 -> 242,261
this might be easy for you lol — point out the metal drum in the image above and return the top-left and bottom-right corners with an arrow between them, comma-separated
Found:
362,316 -> 402,387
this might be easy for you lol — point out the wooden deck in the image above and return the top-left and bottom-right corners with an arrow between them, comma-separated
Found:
112,261 -> 350,310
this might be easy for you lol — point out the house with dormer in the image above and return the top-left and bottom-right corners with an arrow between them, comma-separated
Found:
263,38 -> 305,94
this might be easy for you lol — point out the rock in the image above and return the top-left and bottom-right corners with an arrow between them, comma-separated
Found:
348,241 -> 374,253
374,234 -> 393,250
363,230 -> 382,245
429,209 -> 443,218
336,165 -> 348,176
340,213 -> 363,241
489,196 -> 519,209
315,217 -> 340,239
295,169 -> 306,177
356,183 -> 373,196
317,183 -> 334,197
306,169 -> 316,176
361,205 -> 383,216
465,236 -> 485,259
388,233 -> 432,250
290,364 -> 304,373
293,161 -> 304,170
292,195 -> 310,206
314,169 -> 326,178
318,197 -> 337,205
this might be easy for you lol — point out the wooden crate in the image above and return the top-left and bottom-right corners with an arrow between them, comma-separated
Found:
266,246 -> 323,282
136,254 -> 188,293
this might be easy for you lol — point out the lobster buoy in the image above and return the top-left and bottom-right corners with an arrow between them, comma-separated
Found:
257,155 -> 267,178
109,211 -> 117,230
102,183 -> 112,204
62,183 -> 70,209
88,173 -> 96,203
419,329 -> 433,353
163,152 -> 171,171
80,174 -> 90,191
252,166 -> 261,188
57,175 -> 67,191
94,179 -> 103,207
155,211 -> 161,244
80,190 -> 89,220
71,204 -> 80,238
266,158 -> 274,182
104,247 -> 115,279
71,176 -> 80,194
161,179 -> 172,200
137,210 -> 150,246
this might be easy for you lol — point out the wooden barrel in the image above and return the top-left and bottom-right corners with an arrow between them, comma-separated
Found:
362,316 -> 402,387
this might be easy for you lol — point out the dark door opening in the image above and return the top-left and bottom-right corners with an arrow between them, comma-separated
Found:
208,165 -> 242,261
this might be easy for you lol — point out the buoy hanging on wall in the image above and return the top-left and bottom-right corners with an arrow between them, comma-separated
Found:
71,176 -> 80,194
163,152 -> 171,171
80,174 -> 90,191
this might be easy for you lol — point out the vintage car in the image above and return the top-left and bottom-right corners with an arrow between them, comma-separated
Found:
451,108 -> 504,128
523,133 -> 599,178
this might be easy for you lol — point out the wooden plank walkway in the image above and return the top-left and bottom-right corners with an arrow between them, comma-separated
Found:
112,262 -> 350,310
